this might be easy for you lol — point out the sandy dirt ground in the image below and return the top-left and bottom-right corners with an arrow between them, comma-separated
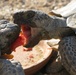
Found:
0,0 -> 71,21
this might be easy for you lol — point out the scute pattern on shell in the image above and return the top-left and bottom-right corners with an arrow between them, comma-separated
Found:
59,36 -> 76,75
0,59 -> 25,75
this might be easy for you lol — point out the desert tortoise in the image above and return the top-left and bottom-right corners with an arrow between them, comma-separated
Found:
13,6 -> 76,75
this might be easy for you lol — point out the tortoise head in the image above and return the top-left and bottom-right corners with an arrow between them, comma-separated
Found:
13,10 -> 53,28
0,20 -> 20,55
13,10 -> 54,48
13,10 -> 36,27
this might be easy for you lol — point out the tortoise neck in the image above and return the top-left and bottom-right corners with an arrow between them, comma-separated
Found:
58,27 -> 76,39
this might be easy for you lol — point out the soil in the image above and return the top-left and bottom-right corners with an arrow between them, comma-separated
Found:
0,0 -> 71,21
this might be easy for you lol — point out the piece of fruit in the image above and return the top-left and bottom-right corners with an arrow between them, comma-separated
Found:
10,24 -> 31,51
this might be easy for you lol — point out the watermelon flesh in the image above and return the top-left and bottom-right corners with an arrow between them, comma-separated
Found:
10,24 -> 32,51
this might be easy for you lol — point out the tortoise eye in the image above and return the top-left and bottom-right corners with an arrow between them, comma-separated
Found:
27,13 -> 34,18
25,11 -> 35,19
6,33 -> 13,41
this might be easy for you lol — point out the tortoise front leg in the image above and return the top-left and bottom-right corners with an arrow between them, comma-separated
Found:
58,36 -> 76,75
0,59 -> 25,75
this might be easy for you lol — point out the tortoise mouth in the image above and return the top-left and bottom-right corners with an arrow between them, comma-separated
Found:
10,24 -> 41,50
21,24 -> 31,39
10,24 -> 31,50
